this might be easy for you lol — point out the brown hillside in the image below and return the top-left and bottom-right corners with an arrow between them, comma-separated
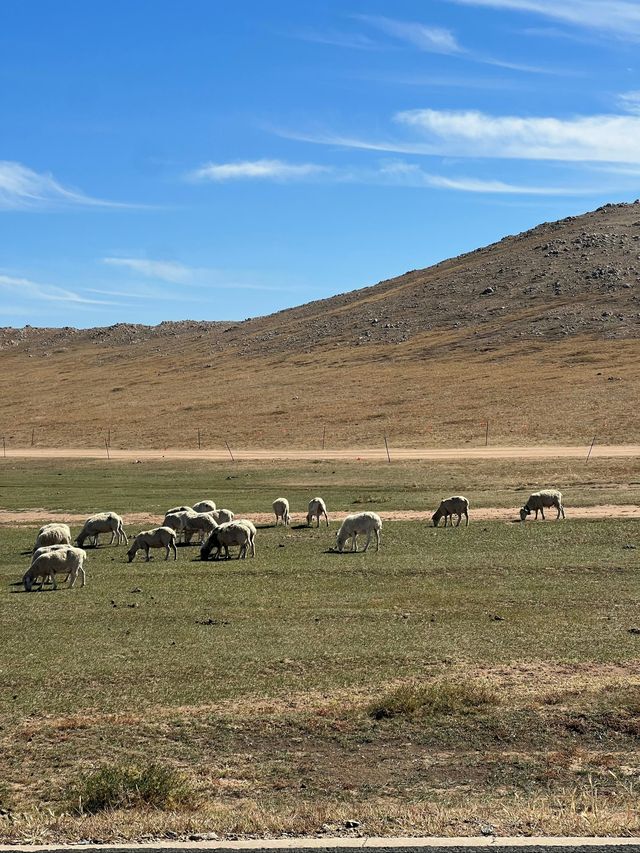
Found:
1,202 -> 639,449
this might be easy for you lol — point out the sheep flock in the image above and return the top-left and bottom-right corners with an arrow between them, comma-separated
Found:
16,489 -> 567,591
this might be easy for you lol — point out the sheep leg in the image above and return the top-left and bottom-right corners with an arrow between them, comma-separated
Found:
145,545 -> 151,562
455,513 -> 461,527
165,544 -> 170,560
352,534 -> 358,552
374,528 -> 380,552
324,512 -> 329,527
363,531 -> 371,552
464,510 -> 469,527
540,508 -> 545,520
109,531 -> 116,545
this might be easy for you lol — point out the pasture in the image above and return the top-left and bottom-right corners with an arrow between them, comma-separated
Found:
1,457 -> 639,841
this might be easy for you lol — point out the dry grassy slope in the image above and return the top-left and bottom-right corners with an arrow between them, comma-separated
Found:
1,202 -> 639,448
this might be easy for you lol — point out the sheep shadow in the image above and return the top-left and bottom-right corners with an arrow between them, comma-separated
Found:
323,548 -> 368,556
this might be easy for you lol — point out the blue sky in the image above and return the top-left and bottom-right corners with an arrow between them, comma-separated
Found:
2,0 -> 640,327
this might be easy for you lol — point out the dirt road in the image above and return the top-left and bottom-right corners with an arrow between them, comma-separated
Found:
2,445 -> 639,461
2,505 -> 639,528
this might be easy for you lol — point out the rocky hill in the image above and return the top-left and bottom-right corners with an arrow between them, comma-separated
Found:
1,202 -> 639,449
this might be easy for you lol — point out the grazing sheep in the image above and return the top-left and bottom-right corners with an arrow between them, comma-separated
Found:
76,512 -> 128,547
209,508 -> 234,525
272,497 -> 290,526
165,505 -> 193,516
127,527 -> 177,562
182,511 -> 218,544
200,522 -> 252,561
33,523 -> 72,551
193,500 -> 216,513
30,543 -> 69,567
24,546 -> 86,591
306,497 -> 329,527
520,490 -> 565,521
235,519 -> 256,557
432,496 -> 470,528
163,509 -> 196,542
335,512 -> 382,553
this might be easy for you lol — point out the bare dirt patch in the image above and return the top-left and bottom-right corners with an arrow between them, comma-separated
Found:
2,504 -> 639,527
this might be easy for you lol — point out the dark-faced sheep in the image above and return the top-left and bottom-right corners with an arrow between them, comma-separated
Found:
200,522 -> 252,560
432,496 -> 470,528
520,490 -> 565,521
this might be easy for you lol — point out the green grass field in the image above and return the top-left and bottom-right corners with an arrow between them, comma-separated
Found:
1,459 -> 639,840
1,456 -> 639,514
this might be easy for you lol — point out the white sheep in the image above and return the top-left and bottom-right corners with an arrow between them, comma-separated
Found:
182,511 -> 218,544
306,497 -> 329,527
30,543 -> 69,567
127,527 -> 177,562
33,523 -> 72,551
432,496 -> 470,528
24,546 -> 86,591
209,508 -> 234,525
76,512 -> 128,547
235,519 -> 256,557
272,498 -> 290,526
200,522 -> 252,560
335,512 -> 382,553
193,500 -> 216,513
163,509 -> 196,542
520,490 -> 565,521
165,505 -> 194,516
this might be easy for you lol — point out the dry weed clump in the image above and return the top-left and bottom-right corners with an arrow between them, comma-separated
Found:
69,763 -> 196,814
367,680 -> 499,720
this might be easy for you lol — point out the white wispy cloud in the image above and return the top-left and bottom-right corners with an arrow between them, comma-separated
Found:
188,152 -> 603,196
374,161 -> 596,194
101,258 -> 304,292
0,161 -> 135,211
618,90 -> 640,115
188,159 -> 330,182
0,274 -> 122,306
285,28 -> 377,50
355,14 -> 462,54
102,257 -> 194,284
354,13 -> 558,73
447,0 -> 640,39
394,109 -> 640,163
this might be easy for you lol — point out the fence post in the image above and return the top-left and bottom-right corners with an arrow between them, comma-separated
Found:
105,438 -> 110,460
225,440 -> 235,462
485,420 -> 489,447
322,425 -> 326,450
197,429 -> 201,450
31,428 -> 35,447
383,433 -> 391,463
586,436 -> 596,463
2,436 -> 5,459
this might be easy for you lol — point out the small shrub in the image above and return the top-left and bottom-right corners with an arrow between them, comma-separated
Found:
70,762 -> 195,814
0,780 -> 12,812
368,680 -> 498,720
